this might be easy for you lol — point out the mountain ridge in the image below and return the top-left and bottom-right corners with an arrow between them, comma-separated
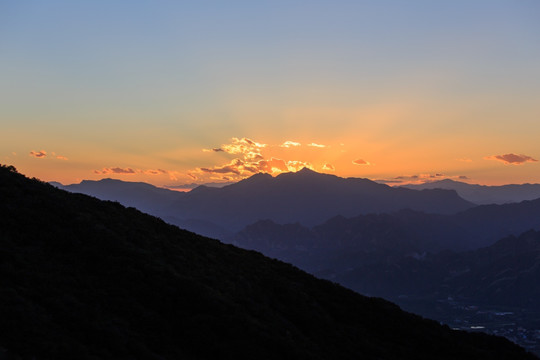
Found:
402,179 -> 540,204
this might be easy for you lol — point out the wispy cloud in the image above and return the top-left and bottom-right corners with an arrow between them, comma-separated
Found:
56,155 -> 69,161
378,173 -> 470,185
280,140 -> 301,148
93,167 -> 180,180
484,153 -> 538,165
94,167 -> 136,175
29,150 -> 47,158
143,169 -> 168,175
307,143 -> 326,148
352,158 -> 370,165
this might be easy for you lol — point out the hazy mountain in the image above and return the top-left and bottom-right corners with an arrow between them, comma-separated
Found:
55,179 -> 230,239
402,179 -> 540,205
57,178 -> 185,216
56,169 -> 474,235
228,198 -> 540,272
2,164 -> 534,359
336,229 -> 540,310
166,168 -> 474,232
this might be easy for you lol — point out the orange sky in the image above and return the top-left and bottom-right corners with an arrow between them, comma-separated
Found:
1,2 -> 539,187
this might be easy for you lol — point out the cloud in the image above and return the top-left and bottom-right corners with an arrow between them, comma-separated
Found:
380,173 -> 470,185
143,169 -> 169,175
284,160 -> 313,172
94,167 -> 136,175
216,137 -> 267,161
307,143 -> 326,148
280,141 -> 301,148
56,155 -> 69,161
352,158 -> 370,166
29,150 -> 47,158
322,163 -> 335,171
200,159 -> 246,175
484,153 -> 538,165
195,137 -> 320,181
197,157 -> 313,177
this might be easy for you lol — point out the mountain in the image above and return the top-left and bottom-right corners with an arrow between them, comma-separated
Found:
56,178 -> 185,216
228,198 -> 540,274
55,179 -> 230,239
57,169 -> 474,235
402,179 -> 540,205
335,229 -> 540,308
1,164 -> 536,359
165,168 -> 474,232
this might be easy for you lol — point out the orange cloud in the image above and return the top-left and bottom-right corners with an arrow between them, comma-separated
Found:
322,163 -> 335,171
200,159 -> 247,175
379,173 -> 470,185
352,158 -> 370,165
56,155 -> 69,161
256,157 -> 289,173
29,150 -> 47,158
307,143 -> 326,148
196,137 -> 321,182
94,167 -> 136,175
484,153 -> 538,165
216,137 -> 267,161
286,160 -> 313,172
143,169 -> 169,175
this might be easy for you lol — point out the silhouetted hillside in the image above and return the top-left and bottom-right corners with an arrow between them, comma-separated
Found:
56,178 -> 185,218
56,179 -> 231,239
402,179 -> 540,205
0,164 -> 535,360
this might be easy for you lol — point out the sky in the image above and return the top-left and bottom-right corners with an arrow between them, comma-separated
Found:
1,0 -> 539,187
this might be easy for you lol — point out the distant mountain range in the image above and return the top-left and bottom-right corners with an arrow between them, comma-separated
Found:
334,229 -> 540,309
3,164 -> 536,359
402,179 -> 540,205
228,196 -> 540,258
56,168 -> 474,235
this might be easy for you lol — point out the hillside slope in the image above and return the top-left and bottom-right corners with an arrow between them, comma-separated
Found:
0,165 -> 535,360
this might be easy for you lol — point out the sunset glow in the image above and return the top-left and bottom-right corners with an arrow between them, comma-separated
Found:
1,1 -> 539,187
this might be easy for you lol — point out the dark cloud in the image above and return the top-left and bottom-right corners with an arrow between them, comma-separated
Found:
29,150 -> 47,158
485,153 -> 538,165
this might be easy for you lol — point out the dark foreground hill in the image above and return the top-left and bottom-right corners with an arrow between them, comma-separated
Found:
0,165 -> 535,360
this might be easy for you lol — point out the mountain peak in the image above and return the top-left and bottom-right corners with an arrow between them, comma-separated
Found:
297,167 -> 316,174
